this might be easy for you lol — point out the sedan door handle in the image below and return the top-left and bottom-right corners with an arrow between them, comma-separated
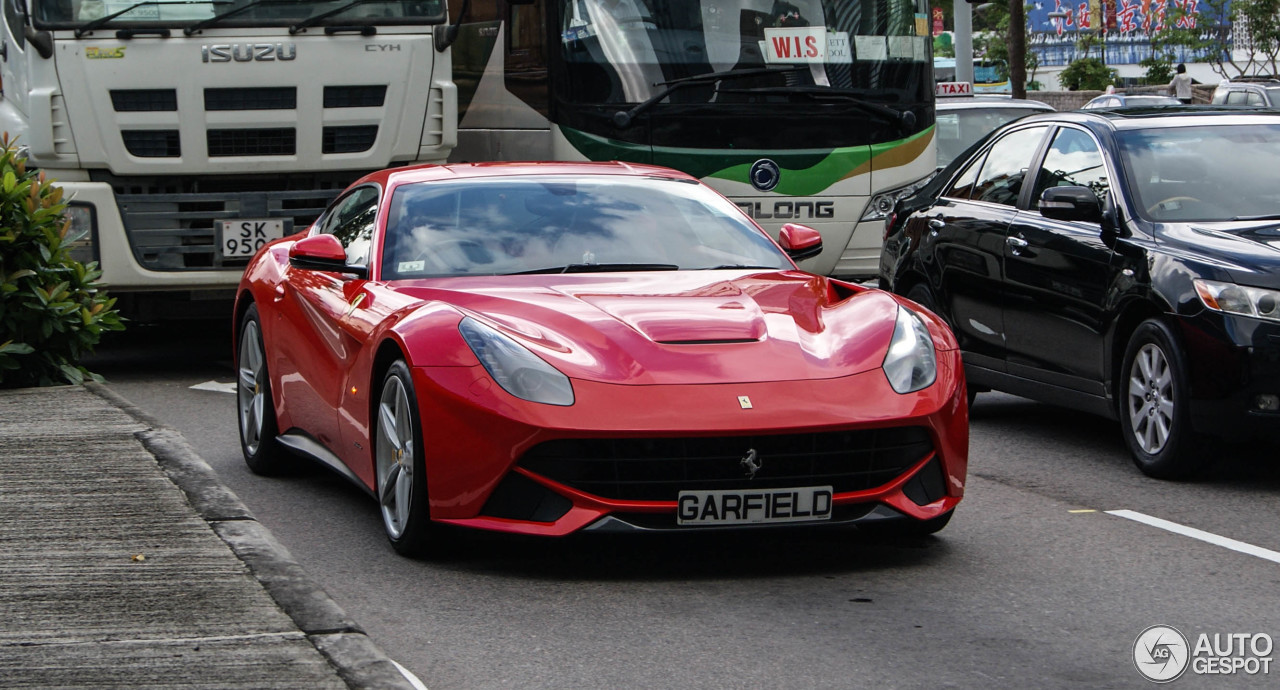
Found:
928,218 -> 945,230
1006,236 -> 1029,249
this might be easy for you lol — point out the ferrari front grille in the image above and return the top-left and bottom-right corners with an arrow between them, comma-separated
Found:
519,427 -> 934,502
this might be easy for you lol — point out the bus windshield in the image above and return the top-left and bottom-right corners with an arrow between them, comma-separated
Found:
33,0 -> 446,29
558,0 -> 932,106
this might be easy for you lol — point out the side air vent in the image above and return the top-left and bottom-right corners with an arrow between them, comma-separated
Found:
322,125 -> 378,153
122,130 -> 180,158
207,128 -> 296,156
205,87 -> 297,111
111,89 -> 177,112
323,85 -> 387,108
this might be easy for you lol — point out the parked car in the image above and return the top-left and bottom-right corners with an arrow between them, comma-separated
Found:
235,161 -> 968,556
1211,78 -> 1280,107
935,96 -> 1055,168
1081,93 -> 1181,109
880,109 -> 1280,478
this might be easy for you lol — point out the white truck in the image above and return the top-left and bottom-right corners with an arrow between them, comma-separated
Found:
0,0 -> 457,318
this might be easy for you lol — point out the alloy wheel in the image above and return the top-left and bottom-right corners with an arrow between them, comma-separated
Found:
376,375 -> 415,539
237,320 -> 266,456
1126,342 -> 1175,454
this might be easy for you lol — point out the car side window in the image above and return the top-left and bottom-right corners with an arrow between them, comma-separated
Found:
319,186 -> 380,266
1031,127 -> 1111,211
970,126 -> 1047,207
943,154 -> 984,200
1246,91 -> 1265,106
1225,90 -> 1249,105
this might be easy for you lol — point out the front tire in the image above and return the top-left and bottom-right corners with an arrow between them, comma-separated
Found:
237,304 -> 288,474
1118,319 -> 1204,479
375,360 -> 436,557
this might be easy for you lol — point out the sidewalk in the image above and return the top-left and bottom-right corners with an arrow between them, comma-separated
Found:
0,383 -> 418,689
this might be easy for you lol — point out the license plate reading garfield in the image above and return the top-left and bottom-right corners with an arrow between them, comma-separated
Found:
677,486 -> 833,526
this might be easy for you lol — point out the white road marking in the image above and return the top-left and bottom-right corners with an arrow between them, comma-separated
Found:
191,381 -> 237,394
1107,509 -> 1280,565
391,660 -> 429,690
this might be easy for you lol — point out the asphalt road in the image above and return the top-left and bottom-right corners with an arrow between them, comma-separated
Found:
87,318 -> 1280,689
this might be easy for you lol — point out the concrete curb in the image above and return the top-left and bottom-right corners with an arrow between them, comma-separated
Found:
85,382 -> 417,690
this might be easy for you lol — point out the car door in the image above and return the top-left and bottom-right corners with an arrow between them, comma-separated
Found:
275,186 -> 380,448
1002,125 -> 1120,397
923,125 -> 1049,374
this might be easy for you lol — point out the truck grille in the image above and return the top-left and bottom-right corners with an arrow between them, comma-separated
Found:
92,172 -> 362,271
205,87 -> 298,111
323,125 -> 379,153
519,427 -> 934,502
207,128 -> 296,156
111,89 -> 178,112
122,130 -> 180,158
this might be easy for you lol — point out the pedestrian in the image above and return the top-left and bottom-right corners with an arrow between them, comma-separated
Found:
1169,64 -> 1193,104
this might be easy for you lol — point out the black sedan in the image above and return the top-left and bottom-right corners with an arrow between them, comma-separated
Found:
880,107 -> 1280,478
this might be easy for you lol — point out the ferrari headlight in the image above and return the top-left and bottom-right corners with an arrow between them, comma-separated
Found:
459,317 -> 574,406
860,175 -> 934,222
1194,279 -> 1280,323
882,306 -> 937,394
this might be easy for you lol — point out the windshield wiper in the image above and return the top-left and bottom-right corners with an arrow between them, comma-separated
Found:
704,264 -> 780,270
1231,213 -> 1280,222
612,66 -> 806,128
77,0 -> 221,37
717,85 -> 917,131
185,0 -> 301,36
512,263 -> 680,275
289,0 -> 389,33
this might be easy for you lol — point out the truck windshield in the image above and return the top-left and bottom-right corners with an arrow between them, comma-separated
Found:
33,0 -> 445,28
558,0 -> 931,106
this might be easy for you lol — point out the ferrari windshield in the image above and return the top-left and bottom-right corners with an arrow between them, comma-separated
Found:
1118,123 -> 1280,223
557,0 -> 932,105
381,176 -> 793,279
33,0 -> 445,29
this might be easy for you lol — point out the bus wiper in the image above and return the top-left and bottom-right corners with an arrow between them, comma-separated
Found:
612,66 -> 806,128
290,0 -> 393,34
512,263 -> 680,275
719,85 -> 918,131
77,0 -> 221,37
185,0 -> 301,36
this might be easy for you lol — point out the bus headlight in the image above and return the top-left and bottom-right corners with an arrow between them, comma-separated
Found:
861,175 -> 934,222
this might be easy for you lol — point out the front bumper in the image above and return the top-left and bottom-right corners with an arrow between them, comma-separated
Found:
410,350 -> 968,537
1181,314 -> 1280,441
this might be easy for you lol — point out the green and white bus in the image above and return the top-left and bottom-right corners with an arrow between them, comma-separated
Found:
446,0 -> 937,278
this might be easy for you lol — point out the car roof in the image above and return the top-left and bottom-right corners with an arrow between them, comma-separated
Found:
1008,106 -> 1280,131
937,96 -> 1053,111
351,161 -> 699,189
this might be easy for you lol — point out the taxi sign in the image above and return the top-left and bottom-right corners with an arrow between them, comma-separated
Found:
936,81 -> 973,96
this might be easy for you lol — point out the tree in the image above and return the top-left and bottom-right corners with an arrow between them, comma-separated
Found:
1153,0 -> 1280,78
973,2 -> 1038,94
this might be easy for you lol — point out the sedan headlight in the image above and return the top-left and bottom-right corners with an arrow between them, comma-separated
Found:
1194,279 -> 1280,323
459,317 -> 575,406
861,174 -> 934,222
882,306 -> 937,394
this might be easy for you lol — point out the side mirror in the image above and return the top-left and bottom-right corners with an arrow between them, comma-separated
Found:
1038,186 -> 1103,224
778,223 -> 823,262
288,234 -> 367,278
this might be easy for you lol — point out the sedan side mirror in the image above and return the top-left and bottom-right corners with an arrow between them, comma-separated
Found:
1038,186 -> 1103,224
289,234 -> 368,278
778,222 -> 823,262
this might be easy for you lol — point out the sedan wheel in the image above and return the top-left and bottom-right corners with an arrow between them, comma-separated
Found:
237,304 -> 286,474
375,360 -> 435,556
1118,319 -> 1203,479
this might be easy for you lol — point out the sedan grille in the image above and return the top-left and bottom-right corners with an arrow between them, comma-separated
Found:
519,427 -> 934,502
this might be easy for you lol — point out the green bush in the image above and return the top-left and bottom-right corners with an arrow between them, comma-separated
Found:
1140,56 -> 1175,85
1059,58 -> 1118,91
0,134 -> 123,387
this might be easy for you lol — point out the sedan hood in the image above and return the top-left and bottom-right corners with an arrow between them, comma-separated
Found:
391,272 -> 901,385
1160,223 -> 1280,288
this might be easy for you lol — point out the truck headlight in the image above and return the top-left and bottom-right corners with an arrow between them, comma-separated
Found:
459,317 -> 575,406
64,203 -> 97,265
882,306 -> 937,394
1194,279 -> 1280,323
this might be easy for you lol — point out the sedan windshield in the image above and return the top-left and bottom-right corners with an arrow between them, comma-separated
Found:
381,176 -> 793,278
1118,123 -> 1280,222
